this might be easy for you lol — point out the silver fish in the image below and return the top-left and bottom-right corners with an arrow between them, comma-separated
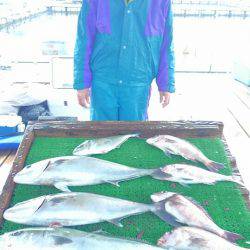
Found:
146,135 -> 225,172
150,191 -> 242,242
4,192 -> 171,227
152,164 -> 244,187
158,227 -> 247,250
73,134 -> 138,156
0,227 -> 163,250
14,156 -> 158,192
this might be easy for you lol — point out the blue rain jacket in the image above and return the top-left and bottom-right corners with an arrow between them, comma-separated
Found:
74,0 -> 175,93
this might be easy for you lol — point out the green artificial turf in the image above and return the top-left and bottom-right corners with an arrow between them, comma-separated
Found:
1,137 -> 250,247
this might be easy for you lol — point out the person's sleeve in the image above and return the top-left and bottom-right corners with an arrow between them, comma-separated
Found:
74,1 -> 97,90
156,0 -> 175,93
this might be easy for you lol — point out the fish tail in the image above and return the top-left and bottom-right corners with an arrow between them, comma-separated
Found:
150,167 -> 171,181
205,161 -> 225,172
223,230 -> 243,242
230,176 -> 245,187
226,176 -> 245,187
150,192 -> 183,227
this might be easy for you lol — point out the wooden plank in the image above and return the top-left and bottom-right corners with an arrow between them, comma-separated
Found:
0,151 -> 16,167
4,151 -> 17,166
0,150 -> 16,197
32,121 -> 224,139
225,81 -> 250,137
227,98 -> 250,138
222,109 -> 247,139
0,150 -> 11,167
0,125 -> 34,227
233,82 -> 250,110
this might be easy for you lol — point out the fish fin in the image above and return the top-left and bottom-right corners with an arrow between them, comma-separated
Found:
153,203 -> 184,227
105,180 -> 120,187
151,168 -> 173,180
164,151 -> 173,158
179,182 -> 191,188
72,141 -> 89,156
91,229 -> 109,236
54,183 -> 71,192
205,161 -> 225,172
152,198 -> 184,227
107,218 -> 123,227
231,175 -> 245,187
113,134 -> 140,150
223,230 -> 244,242
52,236 -> 73,245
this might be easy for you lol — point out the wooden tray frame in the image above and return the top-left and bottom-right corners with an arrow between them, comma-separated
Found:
0,120 -> 249,227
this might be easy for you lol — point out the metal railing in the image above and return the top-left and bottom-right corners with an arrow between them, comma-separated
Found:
0,8 -> 47,31
173,8 -> 250,18
1,1 -> 249,31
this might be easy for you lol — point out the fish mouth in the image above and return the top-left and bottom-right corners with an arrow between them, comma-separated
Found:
4,196 -> 46,224
14,160 -> 51,184
13,170 -> 32,184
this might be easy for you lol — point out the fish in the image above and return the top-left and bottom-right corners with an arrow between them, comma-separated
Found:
146,135 -> 225,172
152,164 -> 244,187
14,157 -> 243,192
150,191 -> 242,242
4,192 -> 174,227
14,156 -> 159,192
73,134 -> 138,156
0,227 -> 163,250
158,227 -> 247,250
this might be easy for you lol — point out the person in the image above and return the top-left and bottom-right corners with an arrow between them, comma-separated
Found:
74,0 -> 175,121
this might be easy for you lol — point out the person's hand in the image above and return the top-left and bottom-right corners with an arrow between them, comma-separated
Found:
159,91 -> 171,108
77,88 -> 90,108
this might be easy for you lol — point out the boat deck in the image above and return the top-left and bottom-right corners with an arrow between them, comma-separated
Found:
0,150 -> 16,195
